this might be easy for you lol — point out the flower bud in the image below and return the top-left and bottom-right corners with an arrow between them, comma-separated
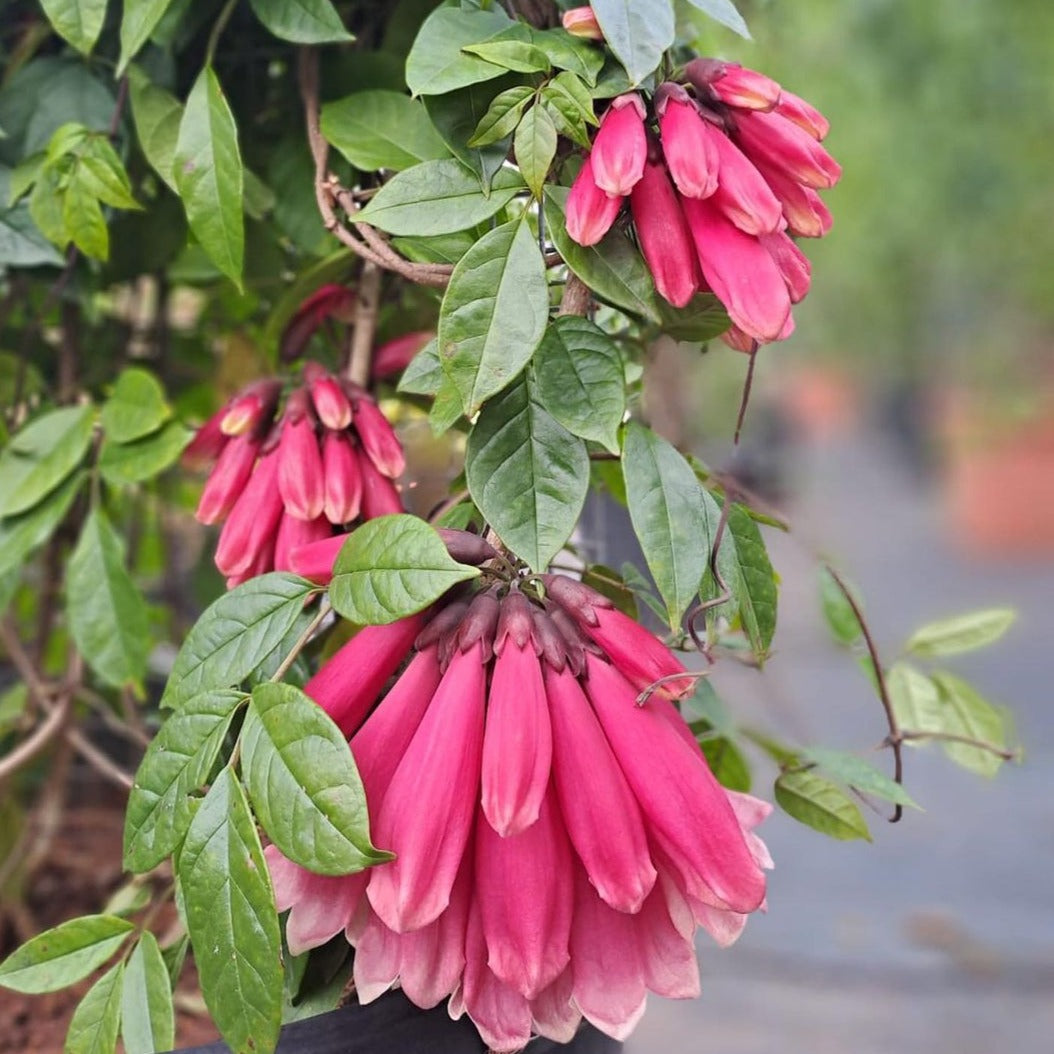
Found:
760,231 -> 811,304
684,58 -> 781,112
353,395 -> 406,479
562,6 -> 603,40
590,94 -> 648,196
734,110 -> 842,190
655,85 -> 719,200
277,392 -> 325,521
195,432 -> 261,524
775,89 -> 830,141
437,528 -> 498,567
565,155 -> 624,247
372,331 -> 434,380
280,284 -> 356,363
304,361 -> 353,430
183,409 -> 228,470
358,450 -> 404,519
220,379 -> 282,437
322,431 -> 362,524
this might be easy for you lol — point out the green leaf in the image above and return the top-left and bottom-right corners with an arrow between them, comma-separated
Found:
63,174 -> 108,259
817,565 -> 863,646
699,736 -> 751,792
79,137 -> 141,210
429,378 -> 465,436
801,748 -> 920,809
544,186 -> 661,322
123,689 -> 246,872
357,159 -> 524,236
462,40 -> 551,74
0,404 -> 94,519
775,769 -> 871,841
621,421 -> 712,631
466,373 -> 589,572
65,962 -> 124,1054
684,0 -> 751,40
46,122 -> 92,164
329,514 -> 479,625
539,79 -> 593,148
101,367 -> 171,444
243,682 -> 392,874
531,316 -> 625,453
128,66 -> 182,193
179,769 -> 282,1054
8,153 -> 45,204
887,662 -> 945,736
121,933 -> 174,1054
0,681 -> 28,735
391,230 -> 475,266
931,672 -> 1009,777
718,503 -> 778,662
173,67 -> 244,287
40,0 -> 107,54
656,292 -> 731,342
160,935 -> 188,990
591,0 -> 675,86
906,608 -> 1016,658
0,470 -> 84,577
29,167 -> 68,247
118,0 -> 176,75
0,915 -> 133,994
405,7 -> 519,96
514,103 -> 557,199
321,91 -> 450,172
98,421 -> 192,486
0,192 -> 64,266
67,508 -> 150,691
161,573 -> 318,709
468,85 -> 534,148
424,80 -> 518,192
249,0 -> 353,44
396,337 -> 442,396
531,28 -> 604,86
437,216 -> 548,415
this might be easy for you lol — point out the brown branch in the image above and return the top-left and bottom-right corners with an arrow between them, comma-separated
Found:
346,262 -> 382,386
0,690 -> 71,783
823,564 -> 905,823
558,273 -> 592,316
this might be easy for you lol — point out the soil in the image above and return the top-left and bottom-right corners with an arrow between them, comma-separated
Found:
0,782 -> 220,1053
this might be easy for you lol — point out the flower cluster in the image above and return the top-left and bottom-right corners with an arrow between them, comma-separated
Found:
184,362 -> 405,586
566,59 -> 839,349
267,567 -> 771,1050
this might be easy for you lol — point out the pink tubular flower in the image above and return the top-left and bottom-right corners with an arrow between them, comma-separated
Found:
280,283 -> 356,363
565,154 -> 624,247
734,109 -> 842,189
219,379 -> 282,437
182,408 -> 228,470
268,571 -> 771,1050
371,331 -> 434,381
685,57 -> 781,112
706,125 -> 785,236
287,533 -> 346,584
273,512 -> 330,573
322,431 -> 362,524
276,393 -> 325,521
359,452 -> 404,519
655,86 -> 719,199
304,362 -> 352,431
630,158 -> 702,309
754,160 -> 833,238
682,194 -> 792,344
194,432 -> 260,524
214,451 -> 284,577
761,231 -> 812,303
351,394 -> 406,478
775,89 -> 830,141
590,94 -> 648,196
562,5 -> 603,40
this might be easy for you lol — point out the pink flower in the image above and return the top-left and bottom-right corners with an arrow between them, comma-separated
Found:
279,284 -> 355,363
194,432 -> 260,524
655,86 -> 719,200
351,394 -> 405,478
273,512 -> 330,573
685,57 -> 781,112
214,451 -> 284,577
590,94 -> 648,196
565,155 -> 623,246
682,194 -> 792,344
182,407 -> 228,469
304,362 -> 352,431
706,124 -> 785,236
219,379 -> 282,437
358,451 -> 404,519
287,533 -> 346,584
776,89 -> 830,141
754,160 -> 833,238
761,230 -> 812,303
321,431 -> 362,524
371,331 -> 434,380
562,6 -> 603,40
734,110 -> 842,189
629,159 -> 701,309
276,393 -> 325,521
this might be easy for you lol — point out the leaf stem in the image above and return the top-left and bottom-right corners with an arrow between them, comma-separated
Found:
269,599 -> 330,684
205,0 -> 239,68
893,728 -> 1020,761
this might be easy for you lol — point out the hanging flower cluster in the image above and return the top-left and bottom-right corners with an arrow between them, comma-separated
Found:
267,566 -> 772,1050
566,58 -> 839,349
183,362 -> 405,586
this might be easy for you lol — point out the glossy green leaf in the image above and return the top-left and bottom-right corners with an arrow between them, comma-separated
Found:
405,7 -> 518,96
591,0 -> 675,86
79,138 -> 141,211
173,68 -> 244,287
123,689 -> 246,872
321,91 -> 450,171
396,337 -> 443,396
63,173 -> 108,258
544,186 -> 661,322
0,470 -> 84,577
0,405 -> 93,519
243,682 -> 391,873
98,421 -> 192,486
0,915 -> 133,994
67,508 -> 150,691
437,217 -> 548,415
468,85 -> 534,148
65,962 -> 124,1054
428,378 -> 465,437
931,672 -> 1009,777
128,66 -> 182,193
357,159 -> 524,236
466,374 -> 589,572
801,748 -> 920,808
622,421 -> 712,631
775,769 -> 871,841
101,367 -> 171,444
531,28 -> 604,86
540,75 -> 595,148
514,104 -> 557,199
161,573 -> 318,708
118,0 -> 176,75
462,40 -> 551,74
531,316 -> 625,453
392,230 -> 475,266
906,608 -> 1016,658
179,769 -> 282,1054
329,514 -> 479,625
684,0 -> 751,40
249,0 -> 353,44
121,933 -> 174,1054
817,565 -> 863,646
40,0 -> 107,54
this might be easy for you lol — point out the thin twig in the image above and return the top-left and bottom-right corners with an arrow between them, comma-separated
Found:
895,729 -> 1020,761
824,564 -> 905,823
734,348 -> 758,446
270,600 -> 330,684
558,273 -> 592,316
347,262 -> 382,386
685,492 -> 735,659
0,692 -> 71,783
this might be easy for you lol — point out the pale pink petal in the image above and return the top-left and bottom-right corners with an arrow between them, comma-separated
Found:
635,884 -> 701,998
285,871 -> 364,955
735,110 -> 842,189
353,909 -> 402,1003
566,155 -> 624,246
264,845 -> 307,913
530,966 -> 581,1044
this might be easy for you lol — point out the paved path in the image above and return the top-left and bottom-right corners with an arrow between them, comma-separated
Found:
626,431 -> 1054,1053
